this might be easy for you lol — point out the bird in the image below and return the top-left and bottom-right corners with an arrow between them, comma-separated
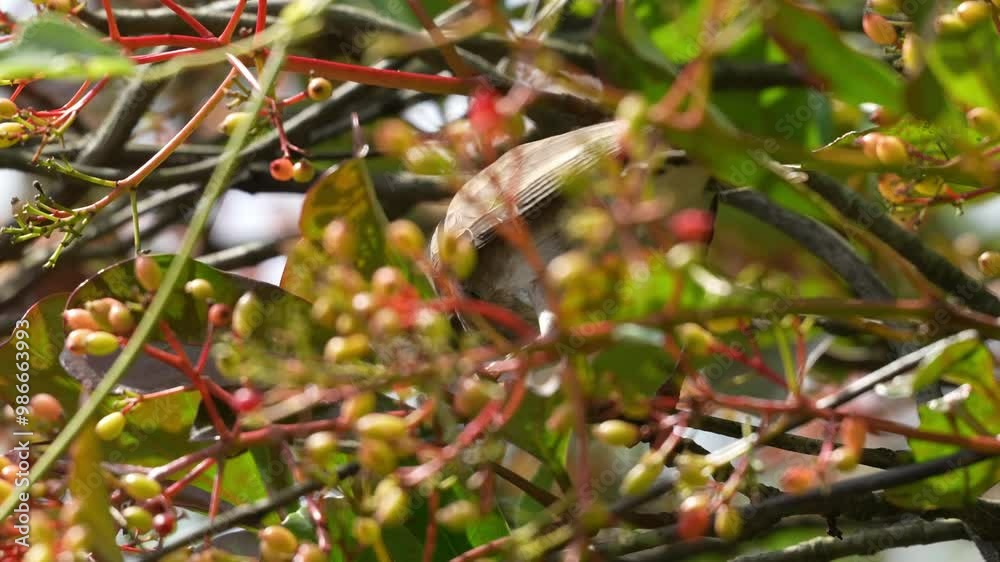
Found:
428,120 -> 710,337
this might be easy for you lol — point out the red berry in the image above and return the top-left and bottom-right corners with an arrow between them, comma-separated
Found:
677,495 -> 711,541
153,511 -> 175,536
669,209 -> 714,244
208,303 -> 232,327
863,12 -> 897,45
232,387 -> 263,412
469,87 -> 503,140
780,466 -> 818,494
30,394 -> 63,423
839,417 -> 868,454
270,158 -> 294,182
134,255 -> 163,292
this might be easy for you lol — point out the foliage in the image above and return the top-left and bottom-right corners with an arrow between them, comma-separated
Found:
4,0 -> 1000,560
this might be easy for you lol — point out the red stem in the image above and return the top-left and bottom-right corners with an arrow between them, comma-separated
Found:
220,0 -> 248,43
163,457 -> 216,498
132,48 -> 198,64
256,0 -> 268,34
283,54 -> 474,94
102,0 -> 120,40
159,0 -> 214,38
422,490 -> 440,562
118,35 -> 221,50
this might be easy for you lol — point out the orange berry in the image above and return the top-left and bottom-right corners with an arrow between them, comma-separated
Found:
269,158 -> 294,182
863,13 -> 897,45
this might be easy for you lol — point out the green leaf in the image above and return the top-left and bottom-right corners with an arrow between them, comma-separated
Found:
0,294 -> 81,413
0,15 -> 133,80
912,333 -> 997,392
591,325 -> 675,398
924,23 -> 1000,112
68,426 -> 123,562
886,393 -> 1000,509
763,1 -> 903,113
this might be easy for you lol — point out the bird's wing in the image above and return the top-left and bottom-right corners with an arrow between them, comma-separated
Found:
437,120 -> 628,251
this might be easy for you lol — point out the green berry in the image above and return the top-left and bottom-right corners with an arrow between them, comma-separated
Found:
359,438 -> 398,475
259,525 -> 298,557
592,420 -> 640,447
306,77 -> 333,101
321,219 -> 355,261
967,107 -> 1000,137
108,301 -> 134,335
402,143 -> 457,175
435,500 -> 480,531
977,251 -> 1000,277
713,504 -> 743,540
0,98 -> 18,119
875,135 -> 908,165
619,454 -> 663,496
352,517 -> 381,545
84,331 -> 120,356
675,323 -> 716,355
454,378 -> 500,419
324,333 -> 370,362
436,231 -> 477,279
870,0 -> 900,14
232,292 -> 263,338
219,112 -> 253,136
122,505 -> 154,534
356,413 -> 408,441
936,13 -> 970,35
134,255 -> 163,292
374,482 -> 409,526
546,250 -> 591,291
292,160 -> 316,183
341,391 -> 376,422
293,544 -> 325,562
121,473 -> 162,501
0,122 -> 25,148
956,0 -> 991,25
386,219 -> 425,258
304,431 -> 338,464
96,412 -> 126,441
184,278 -> 215,301
374,118 -> 417,157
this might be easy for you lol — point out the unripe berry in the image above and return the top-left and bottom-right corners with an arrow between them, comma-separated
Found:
359,438 -> 398,475
413,308 -> 452,348
259,525 -> 298,557
674,453 -> 711,487
374,484 -> 409,526
858,132 -> 882,159
839,417 -> 868,453
122,505 -> 154,534
293,544 -> 325,562
63,308 -> 99,330
324,333 -> 370,362
321,219 -> 355,261
863,12 -> 897,45
669,209 -> 714,244
780,466 -> 818,494
546,250 -> 591,291
713,504 -> 743,541
454,378 -> 500,418
66,329 -> 93,355
232,291 -> 263,338
0,479 -> 12,503
579,501 -> 611,535
108,301 -> 134,335
134,255 -> 163,292
352,517 -> 381,545
270,158 -> 295,182
208,303 -> 232,327
0,98 -> 18,119
901,34 -> 923,74
436,231 -> 476,279
956,1 -> 991,25
292,160 -> 316,183
341,391 -> 376,422
592,420 -> 640,447
620,454 -> 664,496
677,494 -> 711,541
121,473 -> 162,501
306,77 -> 333,101
356,413 -> 408,441
402,143 -> 457,175
304,431 -> 338,464
30,394 -> 62,423
936,13 -> 970,35
84,331 -> 119,356
374,118 -> 417,156
875,135 -> 908,165
870,0 -> 900,15
967,107 -> 1000,137
565,207 -> 614,247
371,266 -> 408,301
185,278 -> 215,301
831,447 -> 860,471
676,323 -> 716,355
219,112 -> 253,136
0,122 -> 25,148
436,500 -> 480,531
978,251 -> 1000,277
386,220 -> 425,258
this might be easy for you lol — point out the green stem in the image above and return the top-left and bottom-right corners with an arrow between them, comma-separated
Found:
130,189 -> 141,255
0,40 -> 291,522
